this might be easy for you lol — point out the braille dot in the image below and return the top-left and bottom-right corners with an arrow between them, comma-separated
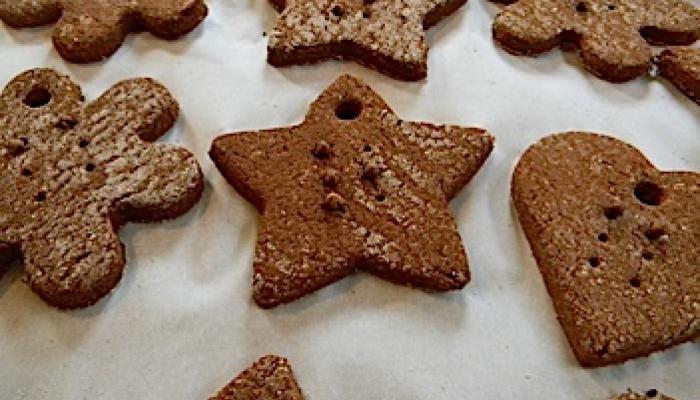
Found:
24,87 -> 51,108
363,144 -> 372,152
634,181 -> 663,206
644,228 -> 665,241
312,140 -> 332,159
86,163 -> 96,172
35,191 -> 47,202
79,139 -> 89,148
331,5 -> 344,17
323,192 -> 347,212
604,206 -> 623,220
598,233 -> 608,242
588,257 -> 600,267
630,277 -> 641,288
607,4 -> 616,10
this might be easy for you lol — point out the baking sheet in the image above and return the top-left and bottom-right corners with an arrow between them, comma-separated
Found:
1,0 -> 699,399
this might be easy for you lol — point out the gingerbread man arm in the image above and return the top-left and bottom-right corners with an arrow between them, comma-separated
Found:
80,78 -> 204,223
0,0 -> 61,28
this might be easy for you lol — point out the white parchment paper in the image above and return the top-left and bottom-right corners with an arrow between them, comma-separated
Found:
1,0 -> 698,399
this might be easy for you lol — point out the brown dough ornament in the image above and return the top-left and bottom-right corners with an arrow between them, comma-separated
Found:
613,390 -> 677,400
657,46 -> 700,105
0,69 -> 204,308
210,75 -> 494,308
0,0 -> 208,63
267,0 -> 468,81
491,0 -> 700,82
512,132 -> 699,367
209,355 -> 305,400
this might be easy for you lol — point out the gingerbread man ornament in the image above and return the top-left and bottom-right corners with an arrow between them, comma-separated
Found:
492,0 -> 700,82
0,69 -> 203,308
0,0 -> 208,63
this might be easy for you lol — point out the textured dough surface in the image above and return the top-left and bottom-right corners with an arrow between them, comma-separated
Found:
512,132 -> 699,366
209,355 -> 305,400
657,46 -> 700,105
0,0 -> 208,63
210,74 -> 494,308
491,0 -> 700,82
613,390 -> 677,400
267,0 -> 468,80
0,68 -> 204,308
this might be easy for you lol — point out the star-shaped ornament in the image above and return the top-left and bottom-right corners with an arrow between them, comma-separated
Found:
209,355 -> 305,400
267,0 -> 469,80
210,75 -> 494,308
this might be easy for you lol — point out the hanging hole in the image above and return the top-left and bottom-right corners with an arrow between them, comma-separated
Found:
363,144 -> 372,152
645,389 -> 658,398
598,233 -> 609,242
375,194 -> 386,202
644,228 -> 665,241
331,5 -> 344,17
364,0 -> 375,4
607,4 -> 616,10
642,250 -> 653,261
634,181 -> 663,206
575,2 -> 588,12
335,99 -> 362,120
629,277 -> 641,288
21,168 -> 32,177
24,87 -> 52,108
588,257 -> 600,267
603,206 -> 623,220
79,139 -> 89,148
362,10 -> 371,18
85,163 -> 96,172
35,191 -> 47,202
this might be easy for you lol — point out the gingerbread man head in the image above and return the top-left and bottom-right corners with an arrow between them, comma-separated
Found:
0,69 -> 203,308
0,0 -> 208,63
492,0 -> 700,82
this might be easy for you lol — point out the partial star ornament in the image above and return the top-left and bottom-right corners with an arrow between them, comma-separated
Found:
266,0 -> 469,80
